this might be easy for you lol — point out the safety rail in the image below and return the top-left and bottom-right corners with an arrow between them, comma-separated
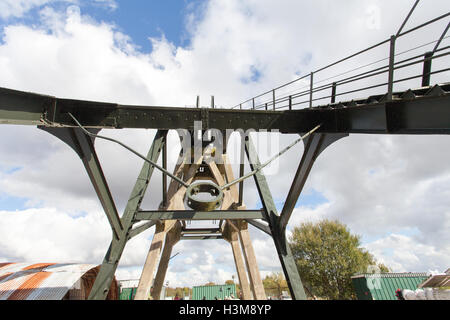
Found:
231,3 -> 450,111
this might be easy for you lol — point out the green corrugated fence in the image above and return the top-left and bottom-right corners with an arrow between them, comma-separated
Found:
192,284 -> 237,300
119,287 -> 137,300
352,273 -> 429,300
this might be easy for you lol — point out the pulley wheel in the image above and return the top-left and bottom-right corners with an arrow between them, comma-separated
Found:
186,181 -> 223,211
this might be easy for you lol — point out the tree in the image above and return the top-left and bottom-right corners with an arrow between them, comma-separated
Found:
289,219 -> 389,300
263,273 -> 289,298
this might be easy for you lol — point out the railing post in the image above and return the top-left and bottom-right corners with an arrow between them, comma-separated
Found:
196,96 -> 200,108
252,98 -> 255,110
309,72 -> 314,108
387,35 -> 396,101
331,82 -> 337,104
422,51 -> 433,87
240,103 -> 242,110
289,95 -> 292,110
265,103 -> 268,110
272,89 -> 276,110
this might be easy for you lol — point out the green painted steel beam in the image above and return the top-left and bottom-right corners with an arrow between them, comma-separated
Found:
0,87 -> 50,125
181,235 -> 224,240
2,85 -> 450,134
58,127 -> 124,239
247,219 -> 272,235
279,133 -> 347,231
87,130 -> 167,300
128,221 -> 157,240
245,135 -> 307,300
134,210 -> 265,221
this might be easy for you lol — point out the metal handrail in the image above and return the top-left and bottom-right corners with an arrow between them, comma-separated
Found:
250,46 -> 450,110
231,5 -> 450,111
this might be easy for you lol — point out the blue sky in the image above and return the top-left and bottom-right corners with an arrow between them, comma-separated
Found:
0,0 -> 207,51
79,0 -> 207,51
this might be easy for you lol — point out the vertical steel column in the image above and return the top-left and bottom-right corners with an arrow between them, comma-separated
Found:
422,51 -> 433,87
87,130 -> 168,300
309,72 -> 314,108
244,135 -> 306,300
238,135 -> 245,206
162,135 -> 168,208
331,82 -> 337,104
272,89 -> 276,110
387,35 -> 396,101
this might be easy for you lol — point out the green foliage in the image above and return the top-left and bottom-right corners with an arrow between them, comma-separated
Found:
263,272 -> 289,297
289,219 -> 389,300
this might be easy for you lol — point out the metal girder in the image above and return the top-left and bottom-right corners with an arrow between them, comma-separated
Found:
246,219 -> 272,236
134,210 -> 265,221
2,85 -> 450,134
87,130 -> 167,300
279,133 -> 347,231
128,221 -> 157,240
41,127 -> 123,239
181,235 -> 224,240
181,228 -> 221,235
244,135 -> 307,300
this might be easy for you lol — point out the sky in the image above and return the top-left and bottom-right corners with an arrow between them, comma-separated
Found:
0,0 -> 449,289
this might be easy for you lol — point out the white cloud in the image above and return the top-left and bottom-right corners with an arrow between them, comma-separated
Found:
364,234 -> 450,272
0,0 -> 77,20
0,0 -> 449,289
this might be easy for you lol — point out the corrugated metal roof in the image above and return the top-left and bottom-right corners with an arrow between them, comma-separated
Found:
0,262 -> 99,300
352,273 -> 429,300
192,284 -> 237,300
419,274 -> 450,288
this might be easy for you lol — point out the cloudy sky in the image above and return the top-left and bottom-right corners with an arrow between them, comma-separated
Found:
0,0 -> 449,288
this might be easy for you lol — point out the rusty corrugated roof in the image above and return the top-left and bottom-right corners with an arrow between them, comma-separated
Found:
0,262 -> 99,300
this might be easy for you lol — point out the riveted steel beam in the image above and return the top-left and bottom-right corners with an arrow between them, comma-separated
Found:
3,85 -> 450,134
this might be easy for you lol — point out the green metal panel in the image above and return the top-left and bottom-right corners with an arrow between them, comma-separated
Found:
352,277 -> 373,300
119,287 -> 137,300
352,273 -> 428,300
192,284 -> 237,300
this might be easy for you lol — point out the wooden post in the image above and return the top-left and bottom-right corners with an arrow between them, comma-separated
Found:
151,222 -> 182,299
236,221 -> 267,300
227,227 -> 253,300
135,222 -> 168,300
